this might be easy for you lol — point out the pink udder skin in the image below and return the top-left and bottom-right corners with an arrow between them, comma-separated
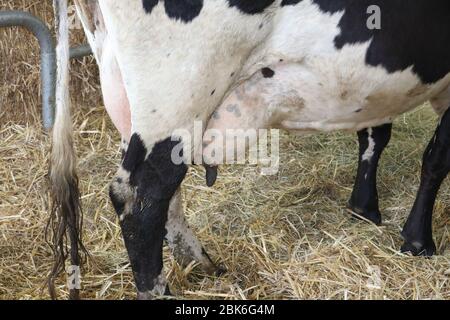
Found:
203,72 -> 271,166
99,37 -> 132,142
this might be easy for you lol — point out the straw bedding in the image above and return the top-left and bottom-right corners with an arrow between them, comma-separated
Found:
0,0 -> 448,300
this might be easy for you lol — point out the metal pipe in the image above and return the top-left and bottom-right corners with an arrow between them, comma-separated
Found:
0,11 -> 93,129
0,10 -> 56,130
70,44 -> 92,60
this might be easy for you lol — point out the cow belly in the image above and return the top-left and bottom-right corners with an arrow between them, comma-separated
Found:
270,55 -> 450,132
204,57 -> 450,163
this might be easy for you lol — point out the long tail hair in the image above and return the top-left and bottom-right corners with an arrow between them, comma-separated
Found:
46,0 -> 86,300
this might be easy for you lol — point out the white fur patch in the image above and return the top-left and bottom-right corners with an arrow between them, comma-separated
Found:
362,128 -> 375,162
110,167 -> 135,222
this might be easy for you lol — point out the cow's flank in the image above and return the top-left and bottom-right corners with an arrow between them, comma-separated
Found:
313,0 -> 450,84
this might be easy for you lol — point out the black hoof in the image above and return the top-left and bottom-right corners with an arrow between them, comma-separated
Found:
400,235 -> 436,257
347,202 -> 382,225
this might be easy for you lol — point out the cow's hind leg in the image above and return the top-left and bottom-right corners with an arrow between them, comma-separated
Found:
166,190 -> 224,275
348,123 -> 392,225
401,108 -> 450,256
109,134 -> 188,299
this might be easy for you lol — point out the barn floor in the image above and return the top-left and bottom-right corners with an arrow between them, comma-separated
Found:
1,1 -> 449,300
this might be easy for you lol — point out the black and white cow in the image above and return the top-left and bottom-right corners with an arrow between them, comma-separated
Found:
50,0 -> 450,299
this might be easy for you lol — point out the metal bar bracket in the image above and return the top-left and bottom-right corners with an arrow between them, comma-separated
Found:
0,10 -> 92,130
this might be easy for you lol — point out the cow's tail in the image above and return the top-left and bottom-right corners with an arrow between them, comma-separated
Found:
46,0 -> 86,300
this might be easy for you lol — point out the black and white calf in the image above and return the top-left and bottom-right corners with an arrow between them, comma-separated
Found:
50,0 -> 450,299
